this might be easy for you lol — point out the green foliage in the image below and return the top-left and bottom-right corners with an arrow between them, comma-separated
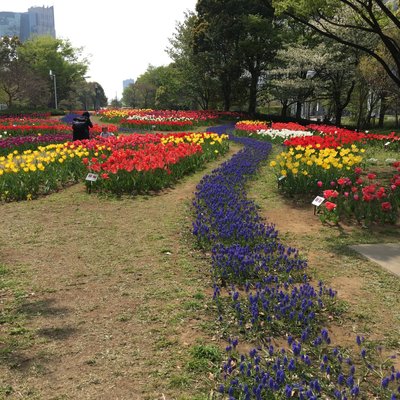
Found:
18,36 -> 89,109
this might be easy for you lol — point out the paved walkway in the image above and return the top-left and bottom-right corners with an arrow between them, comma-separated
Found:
350,243 -> 400,277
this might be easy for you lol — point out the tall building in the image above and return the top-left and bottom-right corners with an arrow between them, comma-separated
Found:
0,6 -> 55,41
123,79 -> 135,90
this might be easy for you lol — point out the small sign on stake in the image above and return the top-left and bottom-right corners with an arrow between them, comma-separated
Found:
312,195 -> 325,215
312,196 -> 325,206
85,173 -> 98,182
384,141 -> 391,147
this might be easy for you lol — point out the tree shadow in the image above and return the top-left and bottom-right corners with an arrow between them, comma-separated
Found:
16,298 -> 70,318
36,326 -> 78,340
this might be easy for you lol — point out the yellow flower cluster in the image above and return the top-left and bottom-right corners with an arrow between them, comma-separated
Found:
0,143 -> 90,176
101,109 -> 153,119
237,120 -> 267,126
161,132 -> 229,145
271,144 -> 364,177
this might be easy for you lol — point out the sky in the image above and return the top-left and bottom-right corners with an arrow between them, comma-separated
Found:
5,1 -> 198,100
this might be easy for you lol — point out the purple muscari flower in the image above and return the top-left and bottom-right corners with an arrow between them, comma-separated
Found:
350,386 -> 359,396
333,388 -> 342,399
361,348 -> 366,358
346,375 -> 354,388
382,377 -> 390,388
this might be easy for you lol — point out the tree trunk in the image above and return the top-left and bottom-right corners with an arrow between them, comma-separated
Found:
335,108 -> 343,126
281,102 -> 289,117
295,101 -> 302,120
378,95 -> 386,128
247,73 -> 258,116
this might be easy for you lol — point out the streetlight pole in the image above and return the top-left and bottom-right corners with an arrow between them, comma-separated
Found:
94,83 -> 99,112
49,69 -> 58,109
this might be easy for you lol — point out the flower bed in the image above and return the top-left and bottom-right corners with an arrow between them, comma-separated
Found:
0,119 -> 118,155
245,121 -> 400,225
0,132 -> 229,201
83,132 -> 229,195
98,109 -> 233,129
270,144 -> 365,195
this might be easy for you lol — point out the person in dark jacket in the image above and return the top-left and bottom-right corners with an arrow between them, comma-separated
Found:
72,111 -> 93,141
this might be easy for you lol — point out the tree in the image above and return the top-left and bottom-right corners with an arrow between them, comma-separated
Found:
314,42 -> 358,126
194,0 -> 245,110
267,48 -> 316,119
74,81 -> 107,111
18,36 -> 89,108
237,4 -> 279,115
167,11 -> 220,110
193,0 -> 280,113
273,0 -> 400,88
0,36 -> 49,108
122,82 -> 139,108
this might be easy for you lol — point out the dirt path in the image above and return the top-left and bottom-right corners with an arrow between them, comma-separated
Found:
0,147 -> 238,400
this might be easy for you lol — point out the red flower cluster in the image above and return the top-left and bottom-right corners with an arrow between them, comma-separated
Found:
271,122 -> 307,131
86,141 -> 202,174
283,124 -> 400,148
319,163 -> 400,223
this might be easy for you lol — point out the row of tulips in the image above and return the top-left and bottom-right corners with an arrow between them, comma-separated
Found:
99,108 -> 242,128
192,130 -> 399,399
0,121 -> 118,155
83,132 -> 229,195
269,144 -> 365,195
119,118 -> 195,131
235,121 -> 400,149
319,165 -> 400,224
0,143 -> 89,202
0,132 -> 229,201
238,120 -> 400,225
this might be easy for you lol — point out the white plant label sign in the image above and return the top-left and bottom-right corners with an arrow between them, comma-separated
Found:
85,173 -> 98,182
312,196 -> 325,206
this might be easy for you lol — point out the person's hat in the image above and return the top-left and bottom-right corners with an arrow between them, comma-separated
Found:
82,111 -> 90,117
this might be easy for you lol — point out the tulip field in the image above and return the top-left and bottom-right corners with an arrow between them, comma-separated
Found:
0,113 -> 229,201
0,112 -> 399,399
235,120 -> 400,226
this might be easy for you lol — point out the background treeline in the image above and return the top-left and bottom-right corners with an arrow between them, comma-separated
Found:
0,36 -> 108,113
1,0 -> 399,129
122,0 -> 400,129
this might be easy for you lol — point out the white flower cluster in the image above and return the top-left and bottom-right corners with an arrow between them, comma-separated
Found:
126,115 -> 192,122
256,129 -> 314,140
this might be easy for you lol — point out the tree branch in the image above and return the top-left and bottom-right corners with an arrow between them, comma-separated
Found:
285,11 -> 400,87
373,0 -> 400,29
316,10 -> 375,34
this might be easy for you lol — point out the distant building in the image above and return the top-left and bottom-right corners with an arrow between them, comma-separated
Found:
0,6 -> 55,41
123,79 -> 135,90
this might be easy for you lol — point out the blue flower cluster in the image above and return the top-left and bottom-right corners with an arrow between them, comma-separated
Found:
192,129 -> 400,399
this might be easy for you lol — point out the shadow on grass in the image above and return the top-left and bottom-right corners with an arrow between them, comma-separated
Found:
36,326 -> 78,340
16,298 -> 70,318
